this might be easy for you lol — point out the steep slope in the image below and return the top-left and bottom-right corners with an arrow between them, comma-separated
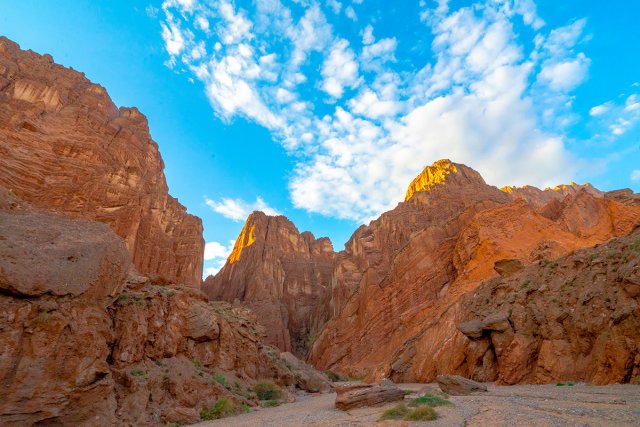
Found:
307,160 -> 640,384
203,212 -> 335,357
0,37 -> 203,286
0,188 -> 329,426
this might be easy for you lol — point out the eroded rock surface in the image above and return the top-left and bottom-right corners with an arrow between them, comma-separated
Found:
207,159 -> 640,386
334,383 -> 405,410
0,36 -> 203,286
203,212 -> 335,357
0,191 -> 328,426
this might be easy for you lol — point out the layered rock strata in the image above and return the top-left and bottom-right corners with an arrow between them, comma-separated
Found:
203,212 -> 335,357
208,159 -> 640,385
0,36 -> 203,286
0,189 -> 327,426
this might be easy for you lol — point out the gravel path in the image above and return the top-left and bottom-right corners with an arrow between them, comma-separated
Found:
195,383 -> 640,427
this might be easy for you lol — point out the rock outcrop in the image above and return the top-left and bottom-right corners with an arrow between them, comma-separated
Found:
207,159 -> 640,385
334,383 -> 405,410
0,36 -> 203,287
203,212 -> 335,357
0,190 -> 328,426
308,160 -> 640,384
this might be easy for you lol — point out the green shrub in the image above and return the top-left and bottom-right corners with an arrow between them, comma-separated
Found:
253,381 -> 282,401
409,395 -> 452,407
405,405 -> 438,421
213,372 -> 227,387
200,398 -> 236,420
380,403 -> 409,420
261,399 -> 280,408
521,279 -> 530,289
131,367 -> 147,380
631,237 -> 640,252
117,293 -> 129,302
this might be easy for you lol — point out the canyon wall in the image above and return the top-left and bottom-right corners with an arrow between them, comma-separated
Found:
0,36 -> 203,286
203,212 -> 335,357
0,188 -> 328,426
209,159 -> 640,385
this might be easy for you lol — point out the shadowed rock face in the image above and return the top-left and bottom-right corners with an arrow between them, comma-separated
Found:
207,159 -> 640,385
0,37 -> 204,287
0,189 -> 329,426
203,212 -> 335,357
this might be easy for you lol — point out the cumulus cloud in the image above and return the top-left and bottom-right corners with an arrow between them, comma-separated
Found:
588,91 -> 640,138
205,196 -> 280,221
160,0 -> 601,222
203,240 -> 235,277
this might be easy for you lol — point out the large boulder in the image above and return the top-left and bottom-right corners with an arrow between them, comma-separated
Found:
334,383 -> 405,410
436,375 -> 488,395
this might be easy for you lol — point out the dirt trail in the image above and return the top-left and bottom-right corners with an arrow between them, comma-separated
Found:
196,383 -> 640,427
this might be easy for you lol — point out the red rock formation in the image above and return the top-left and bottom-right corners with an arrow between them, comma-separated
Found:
303,160 -> 640,385
0,189 -> 329,426
0,36 -> 203,287
203,212 -> 335,357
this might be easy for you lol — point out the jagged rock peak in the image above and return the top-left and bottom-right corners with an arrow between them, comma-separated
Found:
224,210 -> 334,266
405,159 -> 487,201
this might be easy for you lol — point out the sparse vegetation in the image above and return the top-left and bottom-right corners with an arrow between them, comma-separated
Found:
380,402 -> 439,421
631,237 -> 640,252
200,398 -> 236,420
193,359 -> 203,370
212,372 -> 227,387
380,402 -> 409,420
131,367 -> 147,380
36,309 -> 50,323
133,296 -> 144,306
261,399 -> 280,408
253,380 -> 282,401
589,253 -> 600,262
405,404 -> 438,421
117,293 -> 129,302
409,394 -> 452,407
556,382 -> 575,386
521,279 -> 531,289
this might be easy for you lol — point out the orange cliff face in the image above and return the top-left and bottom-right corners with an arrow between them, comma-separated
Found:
0,37 -> 204,286
307,159 -> 640,385
203,212 -> 335,357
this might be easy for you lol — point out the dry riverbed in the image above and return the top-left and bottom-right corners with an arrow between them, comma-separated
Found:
196,383 -> 640,427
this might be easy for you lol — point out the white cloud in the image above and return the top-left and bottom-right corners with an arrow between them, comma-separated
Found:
160,0 -> 610,222
589,91 -> 640,138
345,6 -> 357,21
589,102 -> 611,117
321,39 -> 360,98
632,170 -> 640,181
205,196 -> 280,221
538,53 -> 590,91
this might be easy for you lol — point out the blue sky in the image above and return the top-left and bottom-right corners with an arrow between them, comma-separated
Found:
1,0 -> 639,277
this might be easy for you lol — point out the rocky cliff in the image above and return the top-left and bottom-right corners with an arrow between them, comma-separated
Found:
0,188 -> 329,426
208,159 -> 640,385
203,212 -> 335,357
0,36 -> 203,287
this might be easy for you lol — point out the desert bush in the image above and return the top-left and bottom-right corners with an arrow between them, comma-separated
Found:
405,404 -> 438,421
253,380 -> 282,401
380,403 -> 409,420
200,398 -> 236,420
409,395 -> 452,407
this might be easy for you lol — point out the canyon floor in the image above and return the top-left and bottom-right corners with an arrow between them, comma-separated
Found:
197,383 -> 640,427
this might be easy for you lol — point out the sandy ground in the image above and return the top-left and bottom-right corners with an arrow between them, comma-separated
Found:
195,383 -> 640,427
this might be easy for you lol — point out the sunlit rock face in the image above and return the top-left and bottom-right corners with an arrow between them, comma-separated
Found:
307,160 -> 640,385
205,157 -> 640,385
203,212 -> 335,357
0,37 -> 204,286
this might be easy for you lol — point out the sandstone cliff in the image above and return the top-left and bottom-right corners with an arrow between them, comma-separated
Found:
307,160 -> 640,384
207,159 -> 640,385
0,188 -> 329,426
203,212 -> 335,357
0,36 -> 203,287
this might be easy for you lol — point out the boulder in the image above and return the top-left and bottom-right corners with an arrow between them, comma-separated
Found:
436,375 -> 488,395
335,383 -> 405,410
